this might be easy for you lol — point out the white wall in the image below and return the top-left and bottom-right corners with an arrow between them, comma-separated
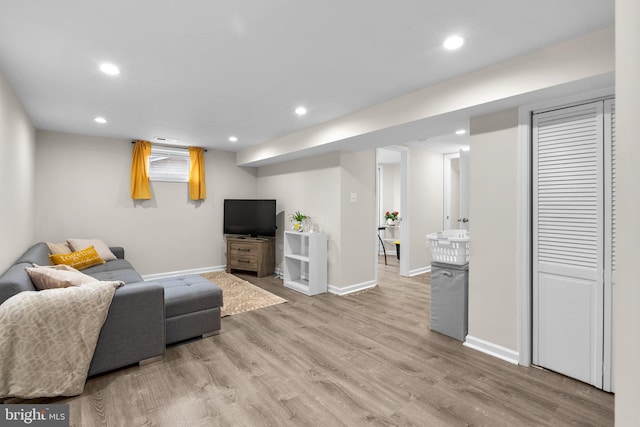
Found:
408,147 -> 443,272
33,132 -> 378,292
339,150 -> 377,289
0,72 -> 36,271
34,131 -> 257,275
257,150 -> 376,291
614,0 -> 640,424
256,152 -> 341,283
467,109 -> 519,352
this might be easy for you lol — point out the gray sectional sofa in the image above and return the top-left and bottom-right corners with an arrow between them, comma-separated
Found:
0,242 -> 222,376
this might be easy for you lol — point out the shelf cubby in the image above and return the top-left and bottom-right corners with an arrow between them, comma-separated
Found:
283,231 -> 327,296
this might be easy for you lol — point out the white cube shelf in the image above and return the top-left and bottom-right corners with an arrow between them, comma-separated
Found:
283,231 -> 327,296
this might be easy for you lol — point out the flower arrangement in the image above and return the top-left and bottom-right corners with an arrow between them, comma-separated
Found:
289,211 -> 309,231
384,211 -> 399,221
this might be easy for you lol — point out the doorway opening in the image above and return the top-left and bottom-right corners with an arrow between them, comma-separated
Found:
376,146 -> 409,277
443,150 -> 470,231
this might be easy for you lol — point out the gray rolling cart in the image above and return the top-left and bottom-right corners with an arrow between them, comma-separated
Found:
429,262 -> 468,341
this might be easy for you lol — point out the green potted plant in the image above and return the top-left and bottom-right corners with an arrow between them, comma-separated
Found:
289,211 -> 309,231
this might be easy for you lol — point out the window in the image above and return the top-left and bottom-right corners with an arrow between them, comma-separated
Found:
148,146 -> 189,182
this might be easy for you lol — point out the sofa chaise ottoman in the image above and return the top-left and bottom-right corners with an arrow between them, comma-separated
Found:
0,242 -> 223,376
151,275 -> 222,345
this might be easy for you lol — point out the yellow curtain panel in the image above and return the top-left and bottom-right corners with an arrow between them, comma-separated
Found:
130,140 -> 152,200
189,146 -> 206,200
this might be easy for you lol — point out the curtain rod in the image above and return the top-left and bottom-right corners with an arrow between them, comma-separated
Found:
131,141 -> 207,152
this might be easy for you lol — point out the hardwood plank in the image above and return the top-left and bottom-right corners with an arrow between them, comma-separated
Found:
19,256 -> 612,426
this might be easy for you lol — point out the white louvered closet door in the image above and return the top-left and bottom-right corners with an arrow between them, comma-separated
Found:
533,101 -> 605,388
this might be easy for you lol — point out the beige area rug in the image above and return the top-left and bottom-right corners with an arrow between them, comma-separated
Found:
201,271 -> 287,317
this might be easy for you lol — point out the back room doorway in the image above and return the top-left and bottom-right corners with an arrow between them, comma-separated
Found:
377,146 -> 409,276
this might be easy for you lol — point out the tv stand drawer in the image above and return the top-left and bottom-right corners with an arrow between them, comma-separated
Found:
230,242 -> 259,256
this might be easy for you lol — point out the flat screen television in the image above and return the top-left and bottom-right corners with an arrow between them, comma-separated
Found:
223,199 -> 276,237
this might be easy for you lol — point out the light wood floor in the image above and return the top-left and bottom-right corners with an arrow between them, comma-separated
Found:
38,257 -> 614,426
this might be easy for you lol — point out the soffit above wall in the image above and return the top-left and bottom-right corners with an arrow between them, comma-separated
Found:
238,28 -> 614,167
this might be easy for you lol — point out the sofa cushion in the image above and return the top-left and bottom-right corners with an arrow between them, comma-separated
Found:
67,238 -> 117,262
26,264 -> 98,290
82,259 -> 144,284
45,242 -> 72,254
153,275 -> 223,318
91,269 -> 143,284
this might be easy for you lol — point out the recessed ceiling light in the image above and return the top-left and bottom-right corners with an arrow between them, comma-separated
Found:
94,117 -> 107,124
229,136 -> 238,143
443,35 -> 465,50
455,129 -> 466,135
295,106 -> 307,116
99,63 -> 120,76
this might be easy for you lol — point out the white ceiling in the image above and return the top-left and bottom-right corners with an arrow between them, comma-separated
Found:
0,1 -> 614,154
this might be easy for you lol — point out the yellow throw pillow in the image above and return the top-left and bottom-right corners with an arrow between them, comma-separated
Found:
66,238 -> 117,261
49,245 -> 105,270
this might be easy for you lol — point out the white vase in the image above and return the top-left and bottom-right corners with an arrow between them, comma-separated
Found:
386,219 -> 397,226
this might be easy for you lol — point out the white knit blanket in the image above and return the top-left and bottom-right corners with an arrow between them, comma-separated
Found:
0,281 -> 122,398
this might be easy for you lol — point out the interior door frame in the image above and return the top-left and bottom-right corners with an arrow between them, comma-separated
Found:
603,99 -> 615,392
375,145 -> 410,277
443,152 -> 459,230
443,150 -> 470,231
516,88 -> 614,369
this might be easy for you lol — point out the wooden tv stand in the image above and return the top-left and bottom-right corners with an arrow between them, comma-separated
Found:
226,236 -> 275,277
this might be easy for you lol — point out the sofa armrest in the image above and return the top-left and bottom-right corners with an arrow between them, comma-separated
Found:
109,246 -> 125,260
0,262 -> 37,305
88,281 -> 165,376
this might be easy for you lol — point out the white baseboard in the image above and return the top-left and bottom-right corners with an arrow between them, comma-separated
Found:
464,335 -> 519,365
328,280 -> 377,296
144,267 -> 378,298
142,265 -> 226,281
409,265 -> 431,276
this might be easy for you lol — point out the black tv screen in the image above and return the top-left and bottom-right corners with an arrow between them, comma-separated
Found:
224,199 -> 276,237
